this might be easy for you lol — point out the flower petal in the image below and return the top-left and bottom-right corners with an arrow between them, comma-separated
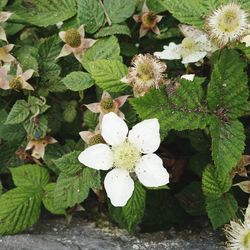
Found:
59,31 -> 66,42
56,44 -> 72,59
22,69 -> 34,81
0,12 -> 12,23
101,112 -> 128,146
114,95 -> 130,108
85,103 -> 101,113
78,25 -> 85,38
154,42 -> 181,60
181,74 -> 195,81
78,144 -> 113,170
135,154 -> 169,187
79,131 -> 94,144
0,27 -> 7,42
128,118 -> 160,154
181,51 -> 207,64
104,168 -> 134,207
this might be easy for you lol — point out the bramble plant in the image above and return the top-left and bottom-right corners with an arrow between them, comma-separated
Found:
0,0 -> 250,246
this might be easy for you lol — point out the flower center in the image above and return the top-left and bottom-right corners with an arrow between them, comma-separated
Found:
112,141 -> 141,171
100,97 -> 115,113
9,77 -> 22,90
136,61 -> 155,83
142,12 -> 157,28
242,231 -> 250,248
181,37 -> 200,57
88,134 -> 105,146
217,9 -> 240,33
65,28 -> 81,48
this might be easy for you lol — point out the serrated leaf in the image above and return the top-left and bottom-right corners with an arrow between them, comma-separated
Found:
89,59 -> 128,92
62,71 -> 95,91
81,36 -> 121,72
94,24 -> 131,38
62,101 -> 77,123
77,0 -> 104,34
158,0 -> 228,28
53,151 -> 82,175
206,193 -> 238,229
10,164 -> 49,189
130,78 -> 209,138
210,118 -> 245,176
54,168 -> 101,209
202,164 -> 232,199
109,182 -> 146,233
7,0 -> 76,27
104,0 -> 136,24
0,187 -> 42,235
5,100 -> 30,125
208,50 -> 249,119
43,183 -> 66,215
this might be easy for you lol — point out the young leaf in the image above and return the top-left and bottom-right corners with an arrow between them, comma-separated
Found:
0,187 -> 42,235
206,193 -> 238,229
208,50 -> 249,119
62,72 -> 95,91
130,78 -> 209,138
7,0 -> 77,27
83,110 -> 99,130
5,100 -> 30,125
88,59 -> 128,92
77,0 -> 104,34
104,0 -> 136,24
10,164 -> 50,189
109,182 -> 146,233
210,118 -> 245,176
202,164 -> 232,199
54,167 -> 101,209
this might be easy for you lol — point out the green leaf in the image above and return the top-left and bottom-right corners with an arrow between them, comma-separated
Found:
208,50 -> 249,119
0,0 -> 8,9
10,164 -> 49,189
89,59 -> 128,92
77,0 -> 104,34
94,24 -> 131,38
0,187 -> 42,235
206,193 -> 238,229
158,0 -> 227,28
28,96 -> 50,115
62,71 -> 95,91
202,164 -> 232,199
109,182 -> 146,233
42,183 -> 66,215
104,0 -> 136,24
176,181 -> 206,216
7,0 -> 77,27
54,168 -> 101,209
5,100 -> 30,125
130,78 -> 209,138
53,151 -> 82,175
62,101 -> 78,123
210,118 -> 245,176
23,115 -> 48,139
83,110 -> 99,130
81,36 -> 121,72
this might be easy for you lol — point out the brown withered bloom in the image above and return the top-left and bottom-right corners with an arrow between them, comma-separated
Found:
133,3 -> 163,38
25,136 -> 58,159
121,53 -> 167,97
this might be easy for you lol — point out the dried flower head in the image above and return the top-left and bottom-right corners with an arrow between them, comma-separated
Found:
25,136 -> 58,159
0,44 -> 16,63
133,3 -> 162,38
85,91 -> 129,121
225,204 -> 250,249
122,54 -> 167,97
57,25 -> 96,62
0,11 -> 12,42
206,3 -> 249,47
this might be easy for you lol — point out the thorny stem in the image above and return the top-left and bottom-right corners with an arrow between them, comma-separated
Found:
99,0 -> 112,26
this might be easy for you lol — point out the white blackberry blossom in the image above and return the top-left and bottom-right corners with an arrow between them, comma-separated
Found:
78,112 -> 169,207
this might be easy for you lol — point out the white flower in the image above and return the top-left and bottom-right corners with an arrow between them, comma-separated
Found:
225,204 -> 250,249
121,54 -> 167,97
207,3 -> 249,47
0,11 -> 12,42
154,25 -> 216,65
181,74 -> 195,81
78,112 -> 169,207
